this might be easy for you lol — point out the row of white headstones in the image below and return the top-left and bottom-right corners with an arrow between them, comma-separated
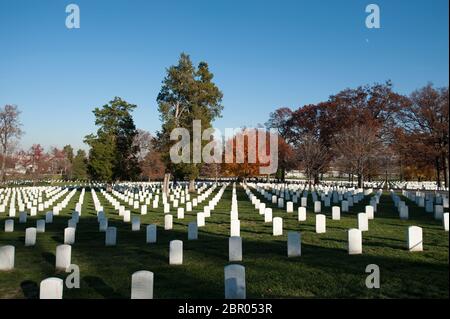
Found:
244,182 -> 448,253
1,182 -> 250,298
0,186 -> 75,217
1,181 -> 448,299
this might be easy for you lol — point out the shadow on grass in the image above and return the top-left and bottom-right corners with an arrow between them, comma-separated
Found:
42,252 -> 55,266
2,187 -> 448,299
20,280 -> 39,299
84,276 -> 125,299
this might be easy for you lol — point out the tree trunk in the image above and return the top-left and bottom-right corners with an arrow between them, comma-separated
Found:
357,174 -> 363,188
189,179 -> 195,193
435,157 -> 441,189
1,149 -> 6,181
442,153 -> 449,189
313,174 -> 319,185
385,169 -> 388,190
1,158 -> 5,181
163,173 -> 170,194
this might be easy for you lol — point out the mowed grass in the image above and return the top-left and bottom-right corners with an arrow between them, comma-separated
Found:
0,185 -> 448,299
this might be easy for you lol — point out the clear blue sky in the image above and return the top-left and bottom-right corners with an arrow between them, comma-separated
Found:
0,0 -> 448,151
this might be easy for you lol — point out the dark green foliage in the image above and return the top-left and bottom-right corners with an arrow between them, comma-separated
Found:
85,97 -> 141,182
156,53 -> 223,181
72,149 -> 88,180
63,145 -> 74,163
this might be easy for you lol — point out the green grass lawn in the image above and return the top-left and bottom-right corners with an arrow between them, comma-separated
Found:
0,185 -> 448,299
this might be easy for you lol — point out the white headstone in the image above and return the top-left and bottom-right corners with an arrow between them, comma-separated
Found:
146,224 -> 157,243
164,214 -> 173,230
105,227 -> 117,246
301,197 -> 307,207
264,208 -> 272,223
286,202 -> 293,213
272,195 -> 277,204
434,205 -> 444,220
99,218 -> 108,232
358,213 -> 369,232
278,197 -> 284,208
425,200 -> 433,213
9,208 -> 16,217
443,213 -> 449,232
399,206 -> 409,220
19,212 -> 27,223
64,227 -> 76,245
72,211 -> 80,223
298,207 -> 306,221
259,203 -> 266,215
230,219 -> 240,237
197,212 -> 205,227
45,211 -> 53,223
314,201 -> 321,213
131,216 -> 140,231
273,217 -> 283,236
131,270 -> 154,299
341,200 -> 349,213
55,244 -> 71,270
123,210 -> 131,222
39,278 -> 63,299
164,203 -> 170,213
348,229 -> 362,255
229,236 -> 242,262
224,264 -> 246,299
365,205 -> 374,220
177,207 -> 185,219
188,222 -> 198,240
25,227 -> 37,246
287,232 -> 301,257
0,245 -> 14,270
407,226 -> 423,252
315,214 -> 326,234
4,219 -> 14,232
204,206 -> 211,217
36,219 -> 46,233
169,240 -> 183,265
68,219 -> 77,229
75,202 -> 82,214
332,206 -> 340,220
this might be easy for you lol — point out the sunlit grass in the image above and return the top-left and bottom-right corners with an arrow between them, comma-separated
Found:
0,185 -> 448,299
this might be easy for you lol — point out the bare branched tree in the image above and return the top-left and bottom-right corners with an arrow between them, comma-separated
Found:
295,133 -> 329,185
333,124 -> 382,188
0,105 -> 23,181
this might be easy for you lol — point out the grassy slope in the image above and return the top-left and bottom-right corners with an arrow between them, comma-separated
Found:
0,185 -> 448,299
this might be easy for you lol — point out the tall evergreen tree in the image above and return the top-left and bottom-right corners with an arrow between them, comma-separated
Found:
72,149 -> 88,180
156,53 -> 223,192
85,97 -> 140,181
62,144 -> 74,179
